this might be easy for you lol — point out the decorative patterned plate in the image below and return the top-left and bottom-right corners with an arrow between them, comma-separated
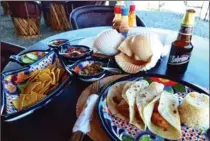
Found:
97,74 -> 209,141
1,51 -> 72,122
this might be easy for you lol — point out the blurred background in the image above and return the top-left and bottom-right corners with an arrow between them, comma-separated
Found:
0,1 -> 209,47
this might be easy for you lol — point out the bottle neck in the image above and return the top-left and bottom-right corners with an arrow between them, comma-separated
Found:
177,11 -> 195,42
129,11 -> 135,14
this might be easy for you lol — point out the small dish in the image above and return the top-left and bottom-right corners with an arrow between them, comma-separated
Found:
48,39 -> 70,49
9,50 -> 49,66
67,58 -> 108,82
59,44 -> 93,61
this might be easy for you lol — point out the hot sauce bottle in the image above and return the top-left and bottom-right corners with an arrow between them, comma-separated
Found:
112,6 -> 122,32
128,5 -> 137,27
119,7 -> 129,38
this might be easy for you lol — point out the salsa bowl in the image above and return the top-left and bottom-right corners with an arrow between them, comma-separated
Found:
67,58 -> 109,82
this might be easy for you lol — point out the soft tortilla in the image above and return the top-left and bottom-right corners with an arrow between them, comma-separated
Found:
121,82 -> 135,103
144,91 -> 182,140
106,81 -> 130,120
136,82 -> 164,123
125,80 -> 149,130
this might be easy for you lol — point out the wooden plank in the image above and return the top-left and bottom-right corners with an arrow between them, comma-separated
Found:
14,18 -> 28,35
51,3 -> 62,30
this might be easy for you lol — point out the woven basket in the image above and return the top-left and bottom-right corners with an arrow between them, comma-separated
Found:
12,17 -> 41,38
50,3 -> 70,31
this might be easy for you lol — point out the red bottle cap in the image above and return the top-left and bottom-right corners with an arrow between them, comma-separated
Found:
114,6 -> 121,14
130,5 -> 135,11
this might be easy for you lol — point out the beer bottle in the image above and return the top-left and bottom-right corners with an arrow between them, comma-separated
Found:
167,9 -> 196,75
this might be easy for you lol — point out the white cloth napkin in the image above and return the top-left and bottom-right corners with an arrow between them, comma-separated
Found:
72,94 -> 99,134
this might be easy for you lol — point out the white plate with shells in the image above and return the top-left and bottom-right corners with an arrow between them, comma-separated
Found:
78,29 -> 170,74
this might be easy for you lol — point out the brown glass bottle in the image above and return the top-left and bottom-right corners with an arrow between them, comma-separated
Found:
167,9 -> 196,75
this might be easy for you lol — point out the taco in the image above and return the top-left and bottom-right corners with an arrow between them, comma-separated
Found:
106,81 -> 130,120
143,91 -> 182,140
124,80 -> 149,130
136,82 -> 164,124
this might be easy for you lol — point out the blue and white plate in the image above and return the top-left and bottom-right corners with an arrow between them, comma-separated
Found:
1,51 -> 72,122
97,74 -> 209,141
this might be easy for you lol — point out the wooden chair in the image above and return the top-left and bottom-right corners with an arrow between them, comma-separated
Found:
1,2 -> 10,16
41,1 -> 52,27
49,1 -> 71,31
8,1 -> 41,38
65,1 -> 106,16
0,41 -> 25,72
70,5 -> 146,30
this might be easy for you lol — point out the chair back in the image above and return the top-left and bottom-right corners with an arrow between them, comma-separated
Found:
65,1 -> 106,16
70,5 -> 146,30
8,1 -> 41,18
41,1 -> 52,26
1,42 -> 25,72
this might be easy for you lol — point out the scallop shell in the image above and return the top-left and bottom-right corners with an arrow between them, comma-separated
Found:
118,32 -> 164,63
115,32 -> 164,73
115,53 -> 146,74
93,29 -> 125,56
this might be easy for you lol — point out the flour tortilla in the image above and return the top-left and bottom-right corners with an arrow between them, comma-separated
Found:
106,81 -> 130,120
136,82 -> 164,123
125,80 -> 149,130
144,91 -> 182,140
121,82 -> 135,103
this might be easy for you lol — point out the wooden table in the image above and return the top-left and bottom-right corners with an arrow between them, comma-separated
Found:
2,26 -> 209,141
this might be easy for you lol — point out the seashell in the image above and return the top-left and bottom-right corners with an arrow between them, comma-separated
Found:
115,32 -> 164,73
118,34 -> 154,62
115,53 -> 147,74
93,29 -> 125,56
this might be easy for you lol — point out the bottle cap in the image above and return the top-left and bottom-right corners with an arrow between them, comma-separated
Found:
122,7 -> 129,16
182,9 -> 196,26
130,5 -> 135,11
114,6 -> 121,14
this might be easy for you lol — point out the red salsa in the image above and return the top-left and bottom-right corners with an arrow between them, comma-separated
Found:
64,47 -> 87,58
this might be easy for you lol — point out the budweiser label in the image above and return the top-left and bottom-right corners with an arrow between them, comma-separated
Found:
179,25 -> 193,34
168,53 -> 191,65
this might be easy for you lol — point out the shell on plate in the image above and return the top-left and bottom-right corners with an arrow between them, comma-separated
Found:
93,29 -> 125,56
115,32 -> 164,73
115,53 -> 147,74
118,35 -> 153,62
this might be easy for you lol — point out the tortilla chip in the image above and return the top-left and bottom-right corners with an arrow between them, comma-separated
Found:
55,69 -> 61,82
38,72 -> 52,82
24,82 -> 42,94
51,72 -> 56,85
